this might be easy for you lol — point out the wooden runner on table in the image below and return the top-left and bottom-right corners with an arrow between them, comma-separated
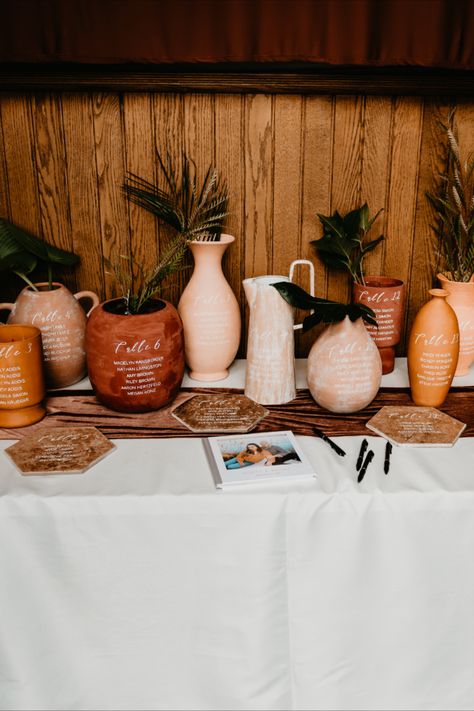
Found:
1,387 -> 474,440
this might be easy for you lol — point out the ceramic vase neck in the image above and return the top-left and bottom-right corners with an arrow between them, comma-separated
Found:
188,234 -> 233,276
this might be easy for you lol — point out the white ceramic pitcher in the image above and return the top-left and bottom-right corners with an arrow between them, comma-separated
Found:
243,260 -> 315,405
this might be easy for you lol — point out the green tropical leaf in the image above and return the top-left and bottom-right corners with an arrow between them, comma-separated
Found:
272,281 -> 377,329
0,218 -> 79,267
361,235 -> 385,256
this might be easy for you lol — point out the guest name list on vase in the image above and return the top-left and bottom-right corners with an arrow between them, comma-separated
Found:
114,339 -> 163,397
0,345 -> 30,406
413,332 -> 459,387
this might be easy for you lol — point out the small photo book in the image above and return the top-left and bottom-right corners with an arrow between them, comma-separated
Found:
204,430 -> 316,488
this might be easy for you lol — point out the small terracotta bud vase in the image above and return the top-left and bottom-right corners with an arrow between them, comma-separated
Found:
86,298 -> 185,413
353,277 -> 405,374
0,325 -> 46,427
178,234 -> 241,381
0,282 -> 99,388
437,273 -> 474,376
307,316 -> 382,413
408,288 -> 459,407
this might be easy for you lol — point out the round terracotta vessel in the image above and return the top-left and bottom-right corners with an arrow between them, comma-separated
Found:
353,276 -> 405,374
86,299 -> 185,413
0,282 -> 99,388
408,288 -> 459,407
307,316 -> 382,413
178,234 -> 241,381
437,273 -> 474,376
0,325 -> 46,428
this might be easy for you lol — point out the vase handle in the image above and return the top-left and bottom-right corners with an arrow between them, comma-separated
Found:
289,259 -> 315,331
74,290 -> 100,316
0,303 -> 14,324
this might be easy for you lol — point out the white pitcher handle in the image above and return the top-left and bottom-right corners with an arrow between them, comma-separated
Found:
289,259 -> 315,331
74,290 -> 100,316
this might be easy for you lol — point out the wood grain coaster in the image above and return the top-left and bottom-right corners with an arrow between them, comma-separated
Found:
171,394 -> 269,433
366,406 -> 466,447
4,426 -> 116,475
1,387 -> 474,441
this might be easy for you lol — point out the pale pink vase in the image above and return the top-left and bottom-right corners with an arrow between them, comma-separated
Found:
178,234 -> 241,381
307,316 -> 382,413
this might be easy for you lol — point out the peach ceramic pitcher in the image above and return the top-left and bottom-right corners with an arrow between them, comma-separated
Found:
243,260 -> 315,405
437,273 -> 474,376
0,282 -> 99,388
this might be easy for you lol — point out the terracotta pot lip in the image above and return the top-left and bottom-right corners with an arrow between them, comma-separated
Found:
355,276 -> 404,288
0,324 -> 41,343
187,233 -> 234,246
100,297 -> 168,317
26,282 -> 63,293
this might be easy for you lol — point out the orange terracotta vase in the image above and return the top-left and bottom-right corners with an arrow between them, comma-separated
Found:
86,298 -> 185,413
307,316 -> 382,413
0,282 -> 99,388
353,276 -> 405,374
0,325 -> 46,428
407,288 -> 459,407
178,234 -> 241,381
437,273 -> 474,376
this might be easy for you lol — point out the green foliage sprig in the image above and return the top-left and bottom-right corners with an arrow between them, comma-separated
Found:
426,111 -> 474,283
113,152 -> 229,314
0,218 -> 79,290
272,281 -> 377,332
123,152 -> 229,242
311,204 -> 384,285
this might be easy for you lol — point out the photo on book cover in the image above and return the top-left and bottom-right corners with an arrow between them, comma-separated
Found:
204,430 -> 316,488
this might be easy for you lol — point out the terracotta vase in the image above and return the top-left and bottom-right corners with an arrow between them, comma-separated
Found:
437,273 -> 474,376
178,234 -> 241,381
408,288 -> 459,407
243,260 -> 315,405
307,316 -> 382,413
86,298 -> 185,413
0,325 -> 46,427
0,282 -> 99,388
353,276 -> 405,375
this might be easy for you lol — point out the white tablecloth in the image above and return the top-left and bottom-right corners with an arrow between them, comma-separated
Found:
1,361 -> 474,711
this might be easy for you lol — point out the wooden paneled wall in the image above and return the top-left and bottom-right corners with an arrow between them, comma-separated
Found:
1,91 -> 473,356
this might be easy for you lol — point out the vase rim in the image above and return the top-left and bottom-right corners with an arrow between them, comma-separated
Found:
0,323 -> 41,343
187,233 -> 234,246
356,276 -> 404,288
437,272 -> 474,286
243,274 -> 289,286
101,297 -> 168,317
26,282 -> 63,293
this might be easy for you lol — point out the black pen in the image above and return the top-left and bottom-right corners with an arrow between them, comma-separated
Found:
357,449 -> 374,483
356,439 -> 368,471
384,441 -> 393,474
313,426 -> 346,457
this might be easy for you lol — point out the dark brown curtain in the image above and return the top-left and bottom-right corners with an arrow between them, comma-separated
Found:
0,0 -> 473,70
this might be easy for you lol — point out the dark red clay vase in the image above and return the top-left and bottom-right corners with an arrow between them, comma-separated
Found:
353,277 -> 405,374
86,299 -> 185,413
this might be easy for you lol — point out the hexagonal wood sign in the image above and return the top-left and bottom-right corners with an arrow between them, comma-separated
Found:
5,426 -> 116,475
172,393 -> 269,433
366,406 -> 466,447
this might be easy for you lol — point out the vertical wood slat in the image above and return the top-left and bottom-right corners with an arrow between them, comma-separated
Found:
214,94 -> 246,355
32,93 -> 75,291
360,96 -> 393,279
92,92 -> 130,300
298,95 -> 334,354
328,95 -> 365,303
152,93 -> 186,306
62,93 -> 104,299
244,94 -> 274,280
122,93 -> 158,289
384,97 -> 424,352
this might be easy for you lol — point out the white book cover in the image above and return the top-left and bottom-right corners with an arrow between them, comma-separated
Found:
204,430 -> 316,488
